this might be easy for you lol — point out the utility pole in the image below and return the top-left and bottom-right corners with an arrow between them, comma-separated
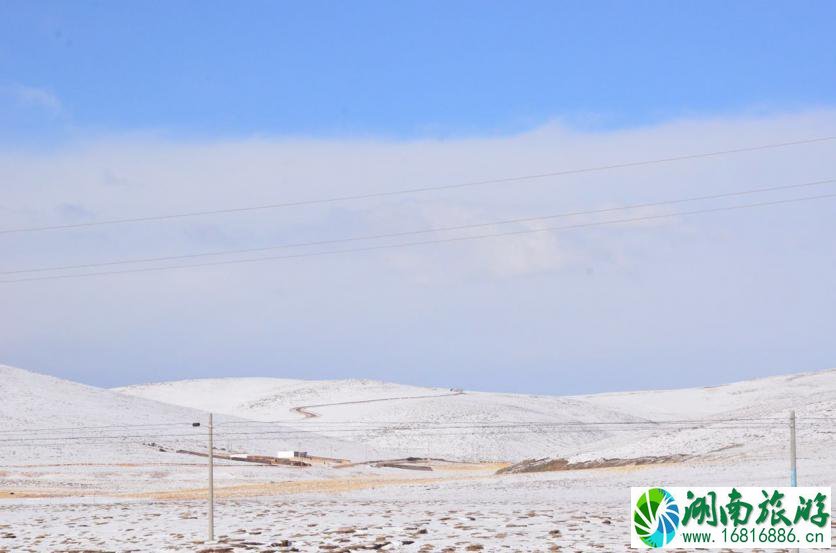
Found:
789,410 -> 797,487
208,412 -> 214,542
790,413 -> 798,553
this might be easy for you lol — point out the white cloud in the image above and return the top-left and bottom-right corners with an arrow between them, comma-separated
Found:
16,84 -> 61,113
1,83 -> 63,116
1,109 -> 835,391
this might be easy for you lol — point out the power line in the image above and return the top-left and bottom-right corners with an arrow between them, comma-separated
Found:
5,177 -> 834,276
1,135 -> 834,235
2,191 -> 835,284
0,417 -> 829,442
0,420 -> 790,436
0,424 -> 828,447
2,411 -> 829,434
0,426 -> 806,444
2,417 -> 831,448
0,415 -> 818,435
0,421 -> 790,438
214,417 -> 806,427
0,422 -> 808,438
0,420 -> 206,434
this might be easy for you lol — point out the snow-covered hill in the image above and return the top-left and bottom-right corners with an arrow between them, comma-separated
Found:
115,377 -> 655,460
571,368 -> 836,463
0,364 -> 213,464
0,365 -> 375,465
116,377 -> 453,422
116,368 -> 836,462
2,363 -> 833,466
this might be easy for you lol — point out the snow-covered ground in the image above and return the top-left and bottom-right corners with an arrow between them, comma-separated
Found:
2,458 -> 833,552
1,364 -> 834,551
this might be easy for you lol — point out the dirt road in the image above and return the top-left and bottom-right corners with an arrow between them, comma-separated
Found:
291,390 -> 464,418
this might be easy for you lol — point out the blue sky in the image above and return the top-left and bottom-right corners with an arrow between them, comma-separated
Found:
2,1 -> 836,140
1,3 -> 835,393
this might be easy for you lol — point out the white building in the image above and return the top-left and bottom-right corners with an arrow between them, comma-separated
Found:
275,450 -> 307,459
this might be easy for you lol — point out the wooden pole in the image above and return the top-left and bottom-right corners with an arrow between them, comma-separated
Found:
208,412 -> 214,542
789,410 -> 797,487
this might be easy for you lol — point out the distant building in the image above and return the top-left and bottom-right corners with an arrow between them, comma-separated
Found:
276,450 -> 307,459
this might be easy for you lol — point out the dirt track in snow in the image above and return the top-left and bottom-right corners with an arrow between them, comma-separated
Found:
290,391 -> 464,419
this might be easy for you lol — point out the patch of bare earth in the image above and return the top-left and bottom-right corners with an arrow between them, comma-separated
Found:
129,473 -> 493,500
497,454 -> 689,474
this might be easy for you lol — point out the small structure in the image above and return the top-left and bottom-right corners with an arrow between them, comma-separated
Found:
276,450 -> 307,459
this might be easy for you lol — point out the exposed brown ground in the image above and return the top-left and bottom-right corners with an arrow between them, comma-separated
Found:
128,468 -> 500,501
0,461 -> 505,501
130,475 -> 461,500
1,475 -> 482,501
432,461 -> 509,472
497,454 -> 688,474
0,489 -> 83,499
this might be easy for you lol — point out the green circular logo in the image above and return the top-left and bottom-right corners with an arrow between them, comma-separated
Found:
634,488 -> 680,548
